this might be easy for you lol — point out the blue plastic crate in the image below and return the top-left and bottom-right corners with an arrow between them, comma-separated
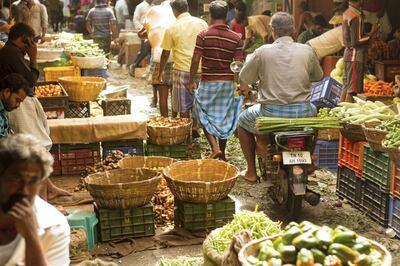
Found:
102,140 -> 144,159
311,77 -> 343,109
313,140 -> 339,169
389,197 -> 400,238
81,67 -> 109,79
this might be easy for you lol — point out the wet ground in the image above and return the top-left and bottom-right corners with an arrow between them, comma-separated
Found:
58,65 -> 400,265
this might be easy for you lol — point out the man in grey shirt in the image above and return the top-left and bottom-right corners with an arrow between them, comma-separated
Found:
237,12 -> 323,183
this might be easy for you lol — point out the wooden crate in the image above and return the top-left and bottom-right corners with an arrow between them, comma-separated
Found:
375,60 -> 400,83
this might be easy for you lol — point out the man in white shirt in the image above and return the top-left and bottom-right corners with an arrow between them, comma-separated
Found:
0,134 -> 70,266
129,0 -> 152,87
115,0 -> 130,30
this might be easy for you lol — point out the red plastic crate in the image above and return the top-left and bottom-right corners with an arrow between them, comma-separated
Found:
61,149 -> 100,175
391,162 -> 400,199
338,134 -> 366,177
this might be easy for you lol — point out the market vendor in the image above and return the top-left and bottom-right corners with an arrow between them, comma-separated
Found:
341,0 -> 378,102
0,74 -> 31,138
388,28 -> 400,60
243,11 -> 272,51
237,12 -> 323,183
0,23 -> 39,89
0,134 -> 70,266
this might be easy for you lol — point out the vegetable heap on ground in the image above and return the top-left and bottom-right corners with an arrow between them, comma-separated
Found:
211,209 -> 282,255
320,97 -> 396,125
156,257 -> 203,266
364,80 -> 393,97
247,221 -> 384,266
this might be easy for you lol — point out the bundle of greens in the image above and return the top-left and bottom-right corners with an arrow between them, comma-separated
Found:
256,117 -> 341,133
210,209 -> 282,255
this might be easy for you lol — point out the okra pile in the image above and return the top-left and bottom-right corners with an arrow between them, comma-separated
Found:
379,120 -> 400,148
247,221 -> 383,266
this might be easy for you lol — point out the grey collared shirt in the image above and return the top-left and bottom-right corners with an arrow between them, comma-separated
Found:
240,36 -> 323,105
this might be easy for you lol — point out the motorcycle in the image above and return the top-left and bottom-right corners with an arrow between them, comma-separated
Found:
230,60 -> 321,220
257,131 -> 321,219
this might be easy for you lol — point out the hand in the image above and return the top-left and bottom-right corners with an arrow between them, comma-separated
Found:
8,198 -> 38,240
138,28 -> 147,39
157,72 -> 164,84
188,82 -> 197,95
25,38 -> 37,61
240,83 -> 252,96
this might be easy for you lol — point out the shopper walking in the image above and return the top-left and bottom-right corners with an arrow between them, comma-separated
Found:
115,0 -> 130,30
189,0 -> 243,160
86,0 -> 118,54
158,0 -> 207,118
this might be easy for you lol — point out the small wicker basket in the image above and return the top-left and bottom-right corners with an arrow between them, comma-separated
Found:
58,76 -> 106,102
238,235 -> 392,266
163,159 -> 239,203
118,156 -> 178,171
147,118 -> 192,146
84,168 -> 161,209
339,122 -> 366,142
362,122 -> 387,152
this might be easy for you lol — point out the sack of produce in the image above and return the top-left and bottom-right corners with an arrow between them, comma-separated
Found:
203,210 -> 282,266
239,221 -> 392,266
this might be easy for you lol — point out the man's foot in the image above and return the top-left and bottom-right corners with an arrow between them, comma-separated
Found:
240,170 -> 260,184
128,65 -> 135,77
220,153 -> 227,161
210,150 -> 222,159
150,97 -> 157,108
47,186 -> 72,200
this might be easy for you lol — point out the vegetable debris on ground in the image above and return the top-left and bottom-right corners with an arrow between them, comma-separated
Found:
151,178 -> 174,226
156,257 -> 203,266
211,208 -> 282,255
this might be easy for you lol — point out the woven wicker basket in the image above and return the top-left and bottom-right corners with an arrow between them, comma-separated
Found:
71,55 -> 105,69
362,122 -> 387,152
163,159 -> 239,203
58,76 -> 106,102
339,122 -> 366,141
382,142 -> 400,164
84,168 -> 161,209
318,128 -> 340,141
238,235 -> 392,266
147,119 -> 192,146
118,156 -> 177,171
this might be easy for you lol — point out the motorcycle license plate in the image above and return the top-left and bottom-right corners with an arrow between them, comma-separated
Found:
282,151 -> 311,165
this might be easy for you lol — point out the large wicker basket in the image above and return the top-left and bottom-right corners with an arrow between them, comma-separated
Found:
382,142 -> 400,164
84,168 -> 162,209
339,122 -> 366,141
163,159 -> 239,203
71,55 -> 105,69
147,118 -> 192,146
362,121 -> 387,152
118,156 -> 177,171
238,235 -> 392,266
58,76 -> 106,102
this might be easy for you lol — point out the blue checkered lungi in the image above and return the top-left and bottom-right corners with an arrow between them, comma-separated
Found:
193,81 -> 244,139
238,103 -> 317,134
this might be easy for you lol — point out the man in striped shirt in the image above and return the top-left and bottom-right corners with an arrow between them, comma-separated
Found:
189,0 -> 243,160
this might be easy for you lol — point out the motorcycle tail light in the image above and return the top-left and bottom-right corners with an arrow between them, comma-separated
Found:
287,138 -> 305,149
312,155 -> 318,161
272,155 -> 282,162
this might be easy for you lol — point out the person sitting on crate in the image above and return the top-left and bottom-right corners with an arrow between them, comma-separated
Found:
237,12 -> 323,183
0,134 -> 70,266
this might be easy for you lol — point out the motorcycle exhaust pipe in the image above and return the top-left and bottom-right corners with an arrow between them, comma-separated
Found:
304,190 -> 321,206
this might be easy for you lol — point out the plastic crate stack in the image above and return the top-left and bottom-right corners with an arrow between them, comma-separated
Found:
336,134 -> 392,227
389,160 -> 400,238
145,143 -> 189,160
313,140 -> 339,169
101,139 -> 144,159
59,143 -> 101,175
94,202 -> 155,241
174,195 -> 236,231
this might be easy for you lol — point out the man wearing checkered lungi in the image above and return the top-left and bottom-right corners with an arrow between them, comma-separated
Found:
237,12 -> 323,183
189,0 -> 244,160
158,0 -> 208,118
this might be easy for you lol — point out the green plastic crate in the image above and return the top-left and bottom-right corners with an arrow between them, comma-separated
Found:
362,144 -> 391,191
145,143 -> 188,159
174,196 -> 235,231
60,142 -> 101,152
94,203 -> 155,242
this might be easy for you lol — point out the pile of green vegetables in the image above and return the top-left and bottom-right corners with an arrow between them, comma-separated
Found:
246,221 -> 384,266
256,117 -> 341,133
211,209 -> 282,255
319,97 -> 396,124
66,41 -> 105,57
377,120 -> 400,147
